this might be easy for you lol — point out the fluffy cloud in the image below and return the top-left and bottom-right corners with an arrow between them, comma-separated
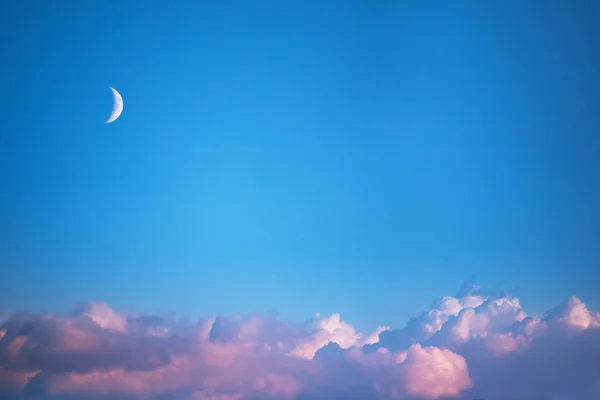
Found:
1,288 -> 599,400
287,313 -> 389,360
398,345 -> 472,399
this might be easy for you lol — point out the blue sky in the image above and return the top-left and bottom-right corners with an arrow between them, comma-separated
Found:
1,1 -> 599,331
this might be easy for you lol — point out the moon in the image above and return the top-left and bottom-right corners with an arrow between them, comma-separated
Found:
105,87 -> 123,123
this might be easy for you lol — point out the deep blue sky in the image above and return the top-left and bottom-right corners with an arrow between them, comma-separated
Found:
1,1 -> 599,330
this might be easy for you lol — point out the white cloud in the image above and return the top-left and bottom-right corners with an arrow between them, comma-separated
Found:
73,301 -> 128,332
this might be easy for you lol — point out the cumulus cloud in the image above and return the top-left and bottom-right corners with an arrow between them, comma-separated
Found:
1,289 -> 599,400
287,313 -> 389,360
398,344 -> 472,399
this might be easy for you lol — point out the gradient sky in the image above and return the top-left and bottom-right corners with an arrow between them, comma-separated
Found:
1,0 -> 599,331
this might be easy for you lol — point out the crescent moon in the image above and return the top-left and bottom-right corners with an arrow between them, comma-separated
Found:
105,87 -> 123,123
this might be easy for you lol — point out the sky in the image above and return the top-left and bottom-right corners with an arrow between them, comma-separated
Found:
1,1 -> 600,398
2,0 -> 600,329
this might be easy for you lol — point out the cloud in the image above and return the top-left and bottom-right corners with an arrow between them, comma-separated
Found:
287,313 -> 389,360
458,298 -> 600,400
1,290 -> 599,400
398,344 -> 472,399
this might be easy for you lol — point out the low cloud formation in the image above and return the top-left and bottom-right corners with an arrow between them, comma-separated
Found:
1,288 -> 599,400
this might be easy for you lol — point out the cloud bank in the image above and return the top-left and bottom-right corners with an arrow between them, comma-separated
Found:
1,288 -> 599,400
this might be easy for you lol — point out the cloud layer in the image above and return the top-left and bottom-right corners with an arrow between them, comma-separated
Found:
1,288 -> 599,400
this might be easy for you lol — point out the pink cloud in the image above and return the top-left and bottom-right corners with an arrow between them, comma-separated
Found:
399,344 -> 472,399
45,356 -> 192,397
0,367 -> 39,395
1,292 -> 599,400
